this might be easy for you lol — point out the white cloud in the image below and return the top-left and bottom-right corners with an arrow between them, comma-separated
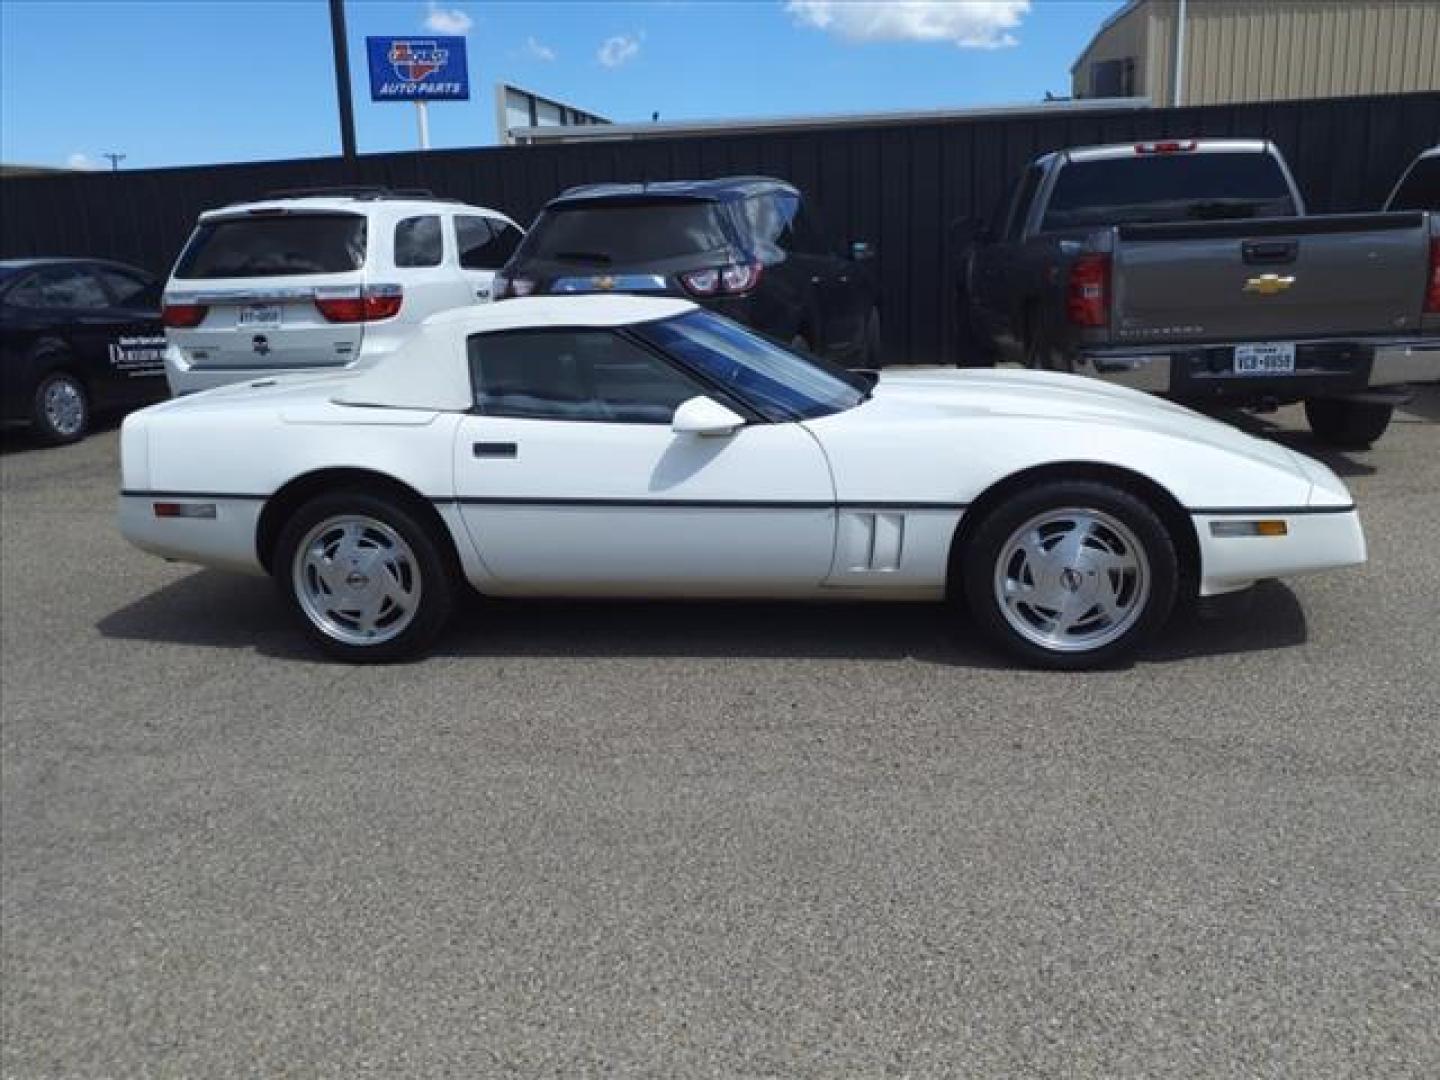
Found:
597,33 -> 641,68
423,2 -> 473,34
525,36 -> 557,61
66,152 -> 99,171
786,0 -> 1030,49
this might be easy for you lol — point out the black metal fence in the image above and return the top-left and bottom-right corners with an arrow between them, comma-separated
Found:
4,92 -> 1437,363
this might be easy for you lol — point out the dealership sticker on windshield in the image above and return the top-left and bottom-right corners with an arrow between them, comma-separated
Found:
1233,342 -> 1296,375
238,304 -> 283,329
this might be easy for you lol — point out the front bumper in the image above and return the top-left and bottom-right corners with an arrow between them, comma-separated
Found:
1075,337 -> 1440,401
1193,507 -> 1366,597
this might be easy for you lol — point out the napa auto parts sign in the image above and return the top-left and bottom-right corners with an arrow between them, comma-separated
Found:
366,37 -> 470,101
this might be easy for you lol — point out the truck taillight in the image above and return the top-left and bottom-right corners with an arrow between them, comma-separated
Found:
314,285 -> 403,323
1067,253 -> 1110,327
1135,140 -> 1197,154
1426,238 -> 1440,314
680,262 -> 763,297
161,302 -> 208,328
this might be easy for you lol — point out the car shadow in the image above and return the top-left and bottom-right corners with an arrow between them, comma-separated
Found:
97,571 -> 1309,670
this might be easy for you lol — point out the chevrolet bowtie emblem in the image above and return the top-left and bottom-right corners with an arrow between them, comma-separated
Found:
1244,273 -> 1295,296
592,274 -> 616,290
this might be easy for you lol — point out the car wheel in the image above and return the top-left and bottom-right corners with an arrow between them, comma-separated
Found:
961,480 -> 1179,670
31,369 -> 89,445
862,308 -> 883,367
1304,398 -> 1393,449
275,491 -> 457,663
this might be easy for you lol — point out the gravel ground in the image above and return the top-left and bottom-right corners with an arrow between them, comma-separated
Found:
2,388 -> 1438,1079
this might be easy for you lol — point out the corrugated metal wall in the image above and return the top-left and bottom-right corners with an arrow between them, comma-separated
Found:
3,92 -> 1437,363
1076,0 -> 1440,108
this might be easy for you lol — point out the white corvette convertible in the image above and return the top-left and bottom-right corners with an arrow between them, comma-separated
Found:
119,295 -> 1365,668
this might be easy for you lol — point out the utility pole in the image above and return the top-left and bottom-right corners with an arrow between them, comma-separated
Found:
102,152 -> 125,171
329,0 -> 358,159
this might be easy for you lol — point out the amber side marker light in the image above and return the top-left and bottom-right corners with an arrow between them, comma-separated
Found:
153,502 -> 217,520
1210,520 -> 1288,538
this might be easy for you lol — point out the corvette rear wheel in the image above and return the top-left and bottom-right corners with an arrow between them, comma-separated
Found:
275,491 -> 456,662
962,481 -> 1178,670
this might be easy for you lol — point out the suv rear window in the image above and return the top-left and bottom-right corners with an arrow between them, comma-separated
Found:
1042,152 -> 1298,231
523,202 -> 731,264
174,213 -> 367,278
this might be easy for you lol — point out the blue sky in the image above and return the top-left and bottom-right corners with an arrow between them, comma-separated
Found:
1,1 -> 1123,170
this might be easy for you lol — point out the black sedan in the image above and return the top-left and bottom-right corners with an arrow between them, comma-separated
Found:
1,258 -> 168,444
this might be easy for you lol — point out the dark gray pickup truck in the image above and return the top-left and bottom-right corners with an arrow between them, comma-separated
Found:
957,139 -> 1440,447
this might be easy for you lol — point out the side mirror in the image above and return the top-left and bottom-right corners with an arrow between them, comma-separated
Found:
850,240 -> 876,262
671,395 -> 745,437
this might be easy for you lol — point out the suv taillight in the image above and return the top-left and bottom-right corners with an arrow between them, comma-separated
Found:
679,262 -> 763,298
1426,238 -> 1440,314
161,302 -> 208,329
314,285 -> 403,323
1066,253 -> 1111,327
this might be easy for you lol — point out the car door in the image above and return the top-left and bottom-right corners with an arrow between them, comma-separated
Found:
91,265 -> 167,400
971,163 -> 1044,349
453,326 -> 836,594
5,264 -> 129,406
799,200 -> 867,352
454,214 -> 524,305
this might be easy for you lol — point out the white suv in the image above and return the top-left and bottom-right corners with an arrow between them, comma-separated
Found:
161,188 -> 524,395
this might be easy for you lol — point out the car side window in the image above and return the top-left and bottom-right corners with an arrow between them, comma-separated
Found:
457,216 -> 523,270
468,329 -> 706,423
95,267 -> 154,306
778,197 -> 831,256
6,266 -> 111,310
394,215 -> 443,267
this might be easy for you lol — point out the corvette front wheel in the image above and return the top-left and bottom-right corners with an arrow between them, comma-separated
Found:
275,492 -> 457,663
962,481 -> 1178,670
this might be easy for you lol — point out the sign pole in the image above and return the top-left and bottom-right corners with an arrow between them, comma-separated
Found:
416,100 -> 431,150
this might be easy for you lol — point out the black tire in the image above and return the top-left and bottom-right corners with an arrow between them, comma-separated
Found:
273,490 -> 458,663
1304,398 -> 1393,449
30,368 -> 89,445
960,480 -> 1179,670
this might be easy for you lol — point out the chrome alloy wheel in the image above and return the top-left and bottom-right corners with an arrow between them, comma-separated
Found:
292,515 -> 422,647
992,507 -> 1151,654
43,377 -> 85,437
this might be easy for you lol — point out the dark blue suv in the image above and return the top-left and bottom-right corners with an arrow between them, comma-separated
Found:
496,177 -> 883,367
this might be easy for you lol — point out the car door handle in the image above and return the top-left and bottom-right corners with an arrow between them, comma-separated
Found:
1241,239 -> 1298,265
472,442 -> 517,459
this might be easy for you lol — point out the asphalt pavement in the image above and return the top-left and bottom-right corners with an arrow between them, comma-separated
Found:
2,388 -> 1438,1078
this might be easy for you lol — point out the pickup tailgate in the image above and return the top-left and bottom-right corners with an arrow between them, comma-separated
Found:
1112,212 -> 1431,343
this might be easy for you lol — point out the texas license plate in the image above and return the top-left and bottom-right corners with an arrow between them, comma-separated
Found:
1233,342 -> 1295,375
238,303 -> 282,329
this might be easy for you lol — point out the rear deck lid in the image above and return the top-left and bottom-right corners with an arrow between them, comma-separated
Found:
514,198 -> 740,292
165,210 -> 368,370
1113,213 -> 1429,343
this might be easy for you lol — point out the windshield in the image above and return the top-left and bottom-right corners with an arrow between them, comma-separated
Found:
634,310 -> 868,421
520,202 -> 732,265
1043,152 -> 1298,230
